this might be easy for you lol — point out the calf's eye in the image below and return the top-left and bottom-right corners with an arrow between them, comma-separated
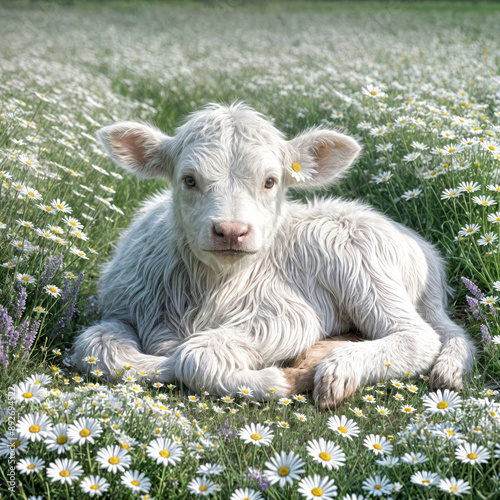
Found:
184,176 -> 196,188
264,178 -> 275,189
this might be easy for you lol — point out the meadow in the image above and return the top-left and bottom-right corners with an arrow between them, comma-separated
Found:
1,1 -> 500,498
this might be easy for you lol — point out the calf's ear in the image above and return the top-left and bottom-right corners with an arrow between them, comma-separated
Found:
286,128 -> 361,188
96,121 -> 176,180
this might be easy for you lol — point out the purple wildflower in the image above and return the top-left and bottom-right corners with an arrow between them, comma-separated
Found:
247,468 -> 270,492
462,277 -> 484,299
466,296 -> 485,321
59,272 -> 84,333
22,319 -> 41,354
480,324 -> 492,344
60,277 -> 72,302
218,421 -> 237,442
40,254 -> 63,287
0,339 -> 8,368
14,284 -> 27,319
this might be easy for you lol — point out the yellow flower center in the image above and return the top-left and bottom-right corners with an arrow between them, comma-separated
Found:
482,201 -> 489,205
29,425 -> 40,433
374,484 -> 382,490
278,466 -> 290,476
373,443 -> 382,450
80,429 -> 91,437
131,480 -> 140,487
90,484 -> 99,490
200,486 -> 208,492
59,470 -> 70,477
292,162 -> 302,172
56,204 -> 64,210
49,287 -> 57,293
489,145 -> 496,151
27,464 -> 36,470
159,450 -> 170,458
89,357 -> 96,362
467,453 -> 478,460
57,435 -> 68,444
23,392 -> 33,398
319,451 -> 331,461
437,401 -> 448,409
337,426 -> 348,433
312,487 -> 323,497
422,479 -> 430,483
450,486 -> 458,492
250,433 -> 262,440
370,90 -> 377,96
12,440 -> 20,447
108,457 -> 119,465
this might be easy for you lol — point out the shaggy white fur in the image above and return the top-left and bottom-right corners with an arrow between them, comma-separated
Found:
71,103 -> 476,409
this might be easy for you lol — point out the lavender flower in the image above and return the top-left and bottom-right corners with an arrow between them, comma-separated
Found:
0,306 -> 15,349
247,468 -> 270,492
14,284 -> 27,319
466,296 -> 485,321
218,421 -> 237,442
58,272 -> 84,333
462,277 -> 484,299
60,277 -> 72,302
0,339 -> 8,369
40,254 -> 63,287
22,319 -> 41,354
480,324 -> 492,344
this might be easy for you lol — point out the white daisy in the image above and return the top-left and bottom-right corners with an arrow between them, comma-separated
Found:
26,373 -> 52,386
230,488 -> 263,500
80,475 -> 110,497
44,284 -> 62,298
197,463 -> 226,476
45,423 -> 71,454
187,477 -> 217,496
327,415 -> 359,440
238,423 -> 273,447
16,413 -> 52,441
146,437 -> 183,466
121,470 -> 151,494
363,434 -> 393,455
96,445 -> 132,473
478,232 -> 498,246
455,442 -> 491,465
46,458 -> 83,484
423,389 -> 462,414
401,452 -> 429,465
487,212 -> 500,224
16,456 -> 45,474
472,195 -> 497,207
0,433 -> 29,456
307,438 -> 345,470
264,451 -> 305,487
362,475 -> 392,497
12,382 -> 45,405
67,417 -> 102,445
438,477 -> 471,496
297,474 -> 338,500
410,470 -> 440,487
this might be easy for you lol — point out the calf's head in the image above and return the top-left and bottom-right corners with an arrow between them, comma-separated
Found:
97,103 -> 360,271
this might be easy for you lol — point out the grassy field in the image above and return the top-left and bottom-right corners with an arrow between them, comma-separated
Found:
1,1 -> 500,498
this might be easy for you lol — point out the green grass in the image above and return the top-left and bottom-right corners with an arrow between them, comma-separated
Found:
1,1 -> 500,498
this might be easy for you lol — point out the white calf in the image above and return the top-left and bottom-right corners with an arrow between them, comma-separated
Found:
71,103 -> 476,409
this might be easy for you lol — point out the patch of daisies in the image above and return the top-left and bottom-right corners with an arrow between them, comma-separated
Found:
3,371 -> 500,498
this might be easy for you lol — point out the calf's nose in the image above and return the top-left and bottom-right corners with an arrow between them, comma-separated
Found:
213,221 -> 250,246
